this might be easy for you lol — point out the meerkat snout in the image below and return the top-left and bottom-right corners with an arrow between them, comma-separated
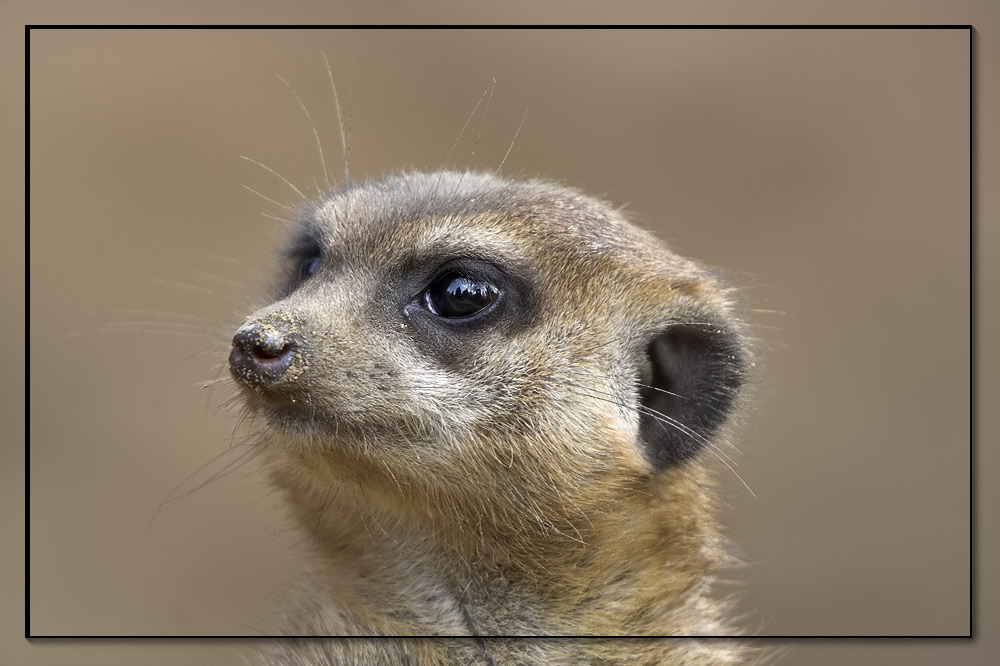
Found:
229,318 -> 302,386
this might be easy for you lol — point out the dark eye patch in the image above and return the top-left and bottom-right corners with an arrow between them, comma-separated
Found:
281,234 -> 324,295
298,253 -> 322,281
399,257 -> 536,366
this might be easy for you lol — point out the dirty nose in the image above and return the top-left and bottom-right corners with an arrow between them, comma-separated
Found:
229,323 -> 298,385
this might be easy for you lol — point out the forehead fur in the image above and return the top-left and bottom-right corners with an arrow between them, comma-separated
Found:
302,171 -> 709,298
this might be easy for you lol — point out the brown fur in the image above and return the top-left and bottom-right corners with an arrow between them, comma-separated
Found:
232,171 -> 752,665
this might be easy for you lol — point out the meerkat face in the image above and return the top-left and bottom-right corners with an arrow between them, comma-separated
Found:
229,171 -> 746,487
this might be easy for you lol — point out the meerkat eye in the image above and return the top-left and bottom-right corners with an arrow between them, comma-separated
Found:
298,254 -> 322,281
423,272 -> 500,319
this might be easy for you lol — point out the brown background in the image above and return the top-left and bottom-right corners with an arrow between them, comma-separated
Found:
4,4 -> 995,666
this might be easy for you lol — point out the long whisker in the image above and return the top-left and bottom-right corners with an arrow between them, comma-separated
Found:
436,86 -> 491,197
275,73 -> 331,193
469,77 -> 496,164
242,183 -> 300,215
260,211 -> 309,230
240,154 -> 307,200
635,382 -> 685,399
321,51 -> 349,188
344,59 -> 354,191
496,74 -> 544,175
137,444 -> 262,537
453,78 -> 496,196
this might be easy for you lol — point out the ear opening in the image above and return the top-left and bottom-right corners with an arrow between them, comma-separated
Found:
637,322 -> 746,468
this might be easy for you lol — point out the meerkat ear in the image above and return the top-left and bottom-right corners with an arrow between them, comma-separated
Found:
637,322 -> 746,468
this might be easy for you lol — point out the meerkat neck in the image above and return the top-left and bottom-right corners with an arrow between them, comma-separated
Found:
268,446 -> 729,637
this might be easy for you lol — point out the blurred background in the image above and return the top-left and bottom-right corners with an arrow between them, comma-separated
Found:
5,9 -> 994,666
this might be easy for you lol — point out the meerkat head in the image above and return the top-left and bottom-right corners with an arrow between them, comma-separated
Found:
229,170 -> 748,536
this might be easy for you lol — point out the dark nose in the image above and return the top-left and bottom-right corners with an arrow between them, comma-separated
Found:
229,322 -> 298,385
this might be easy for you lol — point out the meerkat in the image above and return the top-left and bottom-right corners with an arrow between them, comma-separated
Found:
229,169 -> 752,665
